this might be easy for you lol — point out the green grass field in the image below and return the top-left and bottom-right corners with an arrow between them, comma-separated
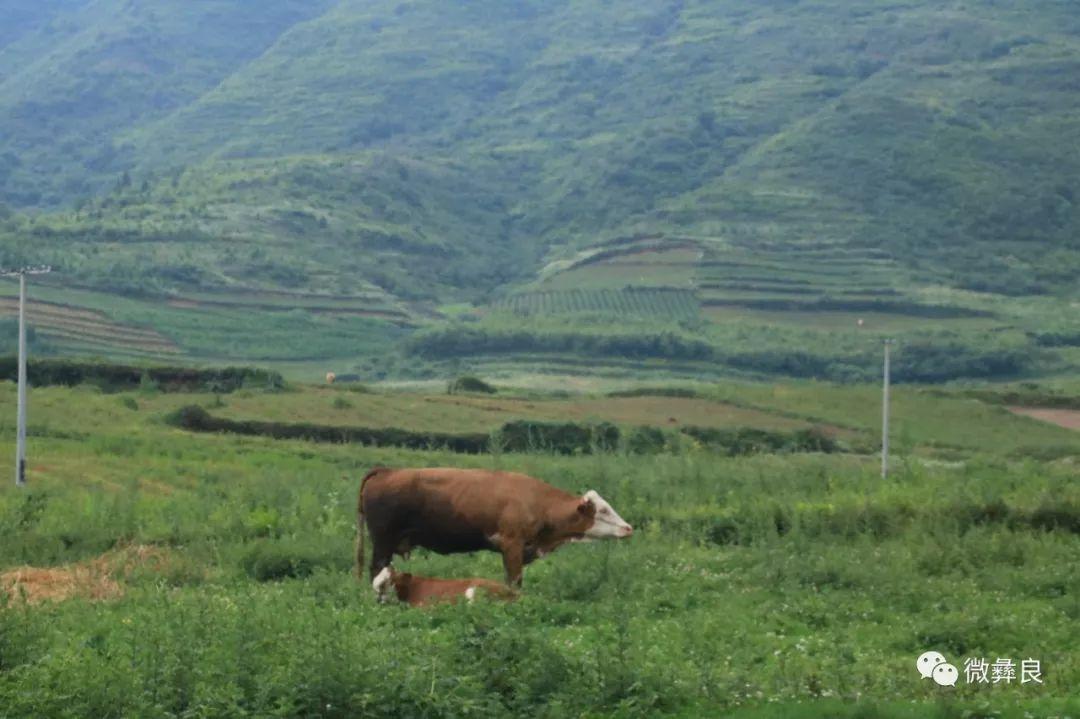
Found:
0,379 -> 1077,717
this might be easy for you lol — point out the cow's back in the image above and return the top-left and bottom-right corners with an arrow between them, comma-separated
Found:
363,467 -> 567,554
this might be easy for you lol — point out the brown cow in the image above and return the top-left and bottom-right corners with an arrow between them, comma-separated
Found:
356,466 -> 633,587
372,566 -> 518,607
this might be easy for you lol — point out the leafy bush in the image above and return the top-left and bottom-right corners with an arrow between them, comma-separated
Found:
448,375 -> 497,394
1032,331 -> 1080,348
498,420 -> 620,454
407,326 -> 714,362
607,387 -> 699,399
624,426 -> 669,454
166,405 -> 491,453
167,405 -> 850,459
890,342 -> 1030,383
239,540 -> 347,582
0,358 -> 283,393
681,426 -> 839,456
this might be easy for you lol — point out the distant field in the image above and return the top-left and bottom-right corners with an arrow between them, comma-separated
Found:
702,382 -> 1080,457
0,280 -> 405,365
21,378 -> 1068,459
210,388 -> 824,435
702,306 -> 1001,332
0,296 -> 180,356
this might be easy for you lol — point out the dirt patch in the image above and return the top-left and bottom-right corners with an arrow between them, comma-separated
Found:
1,545 -> 171,606
1008,407 -> 1080,431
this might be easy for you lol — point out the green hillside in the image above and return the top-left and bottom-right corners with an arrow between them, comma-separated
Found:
0,0 -> 1078,382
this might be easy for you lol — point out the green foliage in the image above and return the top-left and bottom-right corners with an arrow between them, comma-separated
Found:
165,404 -> 492,453
447,375 -> 497,395
607,387 -> 700,399
408,319 -> 1040,384
499,288 -> 700,320
166,403 -> 847,460
0,357 -> 283,393
240,538 -> 348,582
681,426 -> 840,456
497,420 -> 620,455
409,324 -> 714,362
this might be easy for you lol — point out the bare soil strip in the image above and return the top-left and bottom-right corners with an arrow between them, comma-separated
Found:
1007,407 -> 1080,431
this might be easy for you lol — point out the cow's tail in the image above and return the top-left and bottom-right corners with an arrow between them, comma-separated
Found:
355,466 -> 389,581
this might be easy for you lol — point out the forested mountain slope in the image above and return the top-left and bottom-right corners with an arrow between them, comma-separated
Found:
0,1 -> 1077,380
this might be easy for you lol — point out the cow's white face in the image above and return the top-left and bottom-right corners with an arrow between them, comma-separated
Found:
582,490 -> 633,539
372,566 -> 393,602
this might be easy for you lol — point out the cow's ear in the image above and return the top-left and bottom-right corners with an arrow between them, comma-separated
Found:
577,497 -> 595,516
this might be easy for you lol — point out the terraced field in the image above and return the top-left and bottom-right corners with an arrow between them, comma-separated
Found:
497,288 -> 699,320
0,280 -> 405,366
525,235 -> 970,325
0,296 -> 180,358
167,288 -> 418,324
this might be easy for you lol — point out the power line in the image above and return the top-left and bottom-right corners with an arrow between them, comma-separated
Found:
0,265 -> 51,487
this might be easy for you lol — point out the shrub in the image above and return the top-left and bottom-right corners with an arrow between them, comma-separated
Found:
680,426 -> 838,456
239,540 -> 346,582
166,405 -> 490,453
607,387 -> 699,399
448,375 -> 497,394
624,426 -> 669,454
499,420 -> 620,454
0,358 -> 283,393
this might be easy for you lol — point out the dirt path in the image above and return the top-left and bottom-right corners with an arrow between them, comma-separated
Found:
1008,407 -> 1080,431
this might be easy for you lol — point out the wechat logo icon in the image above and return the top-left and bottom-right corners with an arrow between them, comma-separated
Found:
917,650 -> 958,687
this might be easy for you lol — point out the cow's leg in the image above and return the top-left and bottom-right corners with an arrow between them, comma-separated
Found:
500,541 -> 525,589
369,538 -> 395,582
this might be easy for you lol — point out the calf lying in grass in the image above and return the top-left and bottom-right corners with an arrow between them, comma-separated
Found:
372,567 -> 518,607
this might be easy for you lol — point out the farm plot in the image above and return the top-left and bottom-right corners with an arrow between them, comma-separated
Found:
497,288 -> 699,320
536,238 -> 701,291
0,281 -> 405,364
0,296 -> 180,357
191,387 -> 825,435
168,288 -> 417,324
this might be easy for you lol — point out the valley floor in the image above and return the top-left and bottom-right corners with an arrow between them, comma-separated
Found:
0,379 -> 1077,716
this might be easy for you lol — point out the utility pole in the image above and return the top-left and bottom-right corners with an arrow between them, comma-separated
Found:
1,266 -> 51,487
881,338 -> 894,479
